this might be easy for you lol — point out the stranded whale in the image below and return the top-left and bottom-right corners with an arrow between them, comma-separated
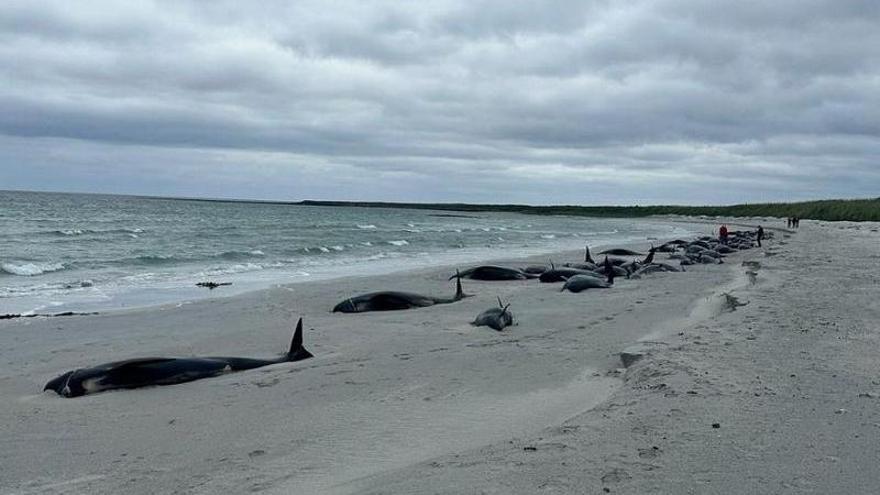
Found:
44,319 -> 313,398
472,298 -> 514,331
332,277 -> 468,313
450,265 -> 536,281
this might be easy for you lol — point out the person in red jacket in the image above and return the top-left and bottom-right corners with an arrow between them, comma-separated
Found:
719,224 -> 729,244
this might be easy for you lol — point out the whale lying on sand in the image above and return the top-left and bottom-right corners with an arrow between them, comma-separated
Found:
472,298 -> 514,331
44,319 -> 313,398
333,277 -> 468,313
561,274 -> 612,293
597,248 -> 644,256
451,265 -> 536,281
539,267 -> 600,283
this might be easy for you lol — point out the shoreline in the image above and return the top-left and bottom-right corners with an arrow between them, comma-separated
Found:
1,217 -> 711,317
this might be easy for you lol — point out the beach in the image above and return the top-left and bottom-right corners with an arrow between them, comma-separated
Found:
2,219 -> 879,494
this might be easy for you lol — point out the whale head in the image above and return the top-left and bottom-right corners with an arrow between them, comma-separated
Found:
44,369 -> 87,397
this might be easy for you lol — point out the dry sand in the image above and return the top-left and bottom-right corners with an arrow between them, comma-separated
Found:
2,219 -> 878,494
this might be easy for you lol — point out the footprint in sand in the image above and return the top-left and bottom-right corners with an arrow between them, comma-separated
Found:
601,468 -> 632,483
255,376 -> 281,387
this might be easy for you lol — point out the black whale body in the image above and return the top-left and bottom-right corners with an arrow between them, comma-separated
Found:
333,278 -> 467,313
44,319 -> 313,398
451,265 -> 536,281
472,299 -> 514,331
539,267 -> 599,283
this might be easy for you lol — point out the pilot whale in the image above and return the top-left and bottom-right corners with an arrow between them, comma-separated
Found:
44,319 -> 313,398
472,298 -> 514,331
332,276 -> 468,313
450,265 -> 536,281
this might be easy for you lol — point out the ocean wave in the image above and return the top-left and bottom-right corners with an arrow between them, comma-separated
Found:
50,227 -> 145,237
121,272 -> 158,282
387,240 -> 409,246
361,251 -> 406,262
1,262 -> 66,276
131,255 -> 177,265
202,262 -> 284,276
541,234 -> 556,239
218,250 -> 266,260
0,278 -> 94,298
357,224 -> 377,229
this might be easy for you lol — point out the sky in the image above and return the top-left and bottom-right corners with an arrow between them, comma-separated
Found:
0,0 -> 878,205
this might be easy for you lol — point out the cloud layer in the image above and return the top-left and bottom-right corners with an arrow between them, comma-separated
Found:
1,0 -> 878,204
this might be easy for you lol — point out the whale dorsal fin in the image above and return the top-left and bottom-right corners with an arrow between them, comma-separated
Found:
454,272 -> 464,300
289,318 -> 303,355
585,244 -> 595,263
287,318 -> 314,361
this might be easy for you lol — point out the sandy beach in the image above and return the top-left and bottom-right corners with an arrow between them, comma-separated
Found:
2,219 -> 879,494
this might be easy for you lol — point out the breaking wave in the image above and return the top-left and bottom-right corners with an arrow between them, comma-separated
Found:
1,262 -> 66,276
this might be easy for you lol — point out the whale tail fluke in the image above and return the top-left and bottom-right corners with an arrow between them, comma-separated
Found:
287,318 -> 313,362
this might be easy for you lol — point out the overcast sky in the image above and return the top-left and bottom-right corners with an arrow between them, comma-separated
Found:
1,1 -> 878,205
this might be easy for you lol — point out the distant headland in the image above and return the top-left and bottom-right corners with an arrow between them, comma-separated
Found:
297,198 -> 880,222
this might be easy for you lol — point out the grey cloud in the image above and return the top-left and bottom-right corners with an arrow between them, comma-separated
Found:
0,0 -> 878,204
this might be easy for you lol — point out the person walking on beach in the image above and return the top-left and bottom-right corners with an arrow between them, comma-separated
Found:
719,224 -> 729,244
756,225 -> 765,247
787,217 -> 792,228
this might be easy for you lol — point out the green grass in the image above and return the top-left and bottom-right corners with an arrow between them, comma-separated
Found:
298,198 -> 880,222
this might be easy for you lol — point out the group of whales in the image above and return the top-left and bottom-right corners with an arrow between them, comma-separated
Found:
44,228 -> 768,398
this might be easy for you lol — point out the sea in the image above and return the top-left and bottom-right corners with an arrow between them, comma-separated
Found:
0,190 -> 702,314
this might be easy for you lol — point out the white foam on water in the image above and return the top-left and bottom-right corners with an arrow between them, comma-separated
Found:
1,262 -> 66,276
